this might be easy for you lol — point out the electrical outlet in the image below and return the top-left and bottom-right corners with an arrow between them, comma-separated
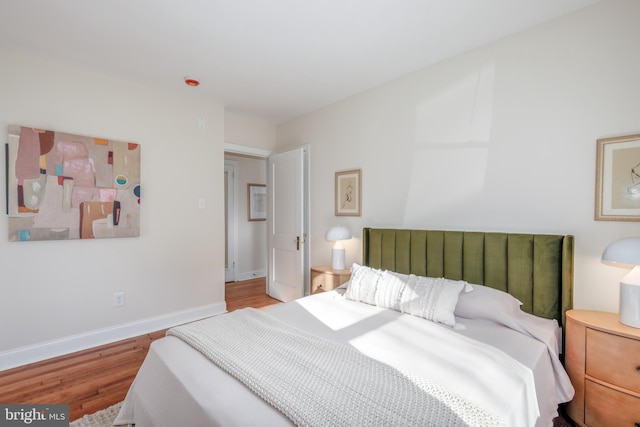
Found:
113,292 -> 125,307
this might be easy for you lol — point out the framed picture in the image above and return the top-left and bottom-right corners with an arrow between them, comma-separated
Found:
247,183 -> 266,221
6,125 -> 141,241
335,169 -> 361,216
595,133 -> 640,221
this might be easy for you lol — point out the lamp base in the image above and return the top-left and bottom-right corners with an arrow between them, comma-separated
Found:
620,281 -> 640,328
331,247 -> 346,270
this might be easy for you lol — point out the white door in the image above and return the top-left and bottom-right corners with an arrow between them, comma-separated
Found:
267,147 -> 308,302
224,161 -> 237,282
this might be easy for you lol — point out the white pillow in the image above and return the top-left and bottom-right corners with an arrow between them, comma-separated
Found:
344,265 -> 469,327
454,283 -> 522,322
375,270 -> 409,311
399,275 -> 466,327
343,263 -> 382,305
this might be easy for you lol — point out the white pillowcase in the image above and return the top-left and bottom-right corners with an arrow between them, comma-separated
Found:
454,283 -> 522,322
454,283 -> 563,354
399,276 -> 466,327
343,263 -> 382,305
345,264 -> 467,327
375,270 -> 408,311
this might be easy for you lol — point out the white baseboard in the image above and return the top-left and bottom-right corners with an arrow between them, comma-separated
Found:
235,270 -> 267,282
0,301 -> 227,372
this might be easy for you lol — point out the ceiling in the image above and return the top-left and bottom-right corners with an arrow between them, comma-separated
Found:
0,0 -> 600,123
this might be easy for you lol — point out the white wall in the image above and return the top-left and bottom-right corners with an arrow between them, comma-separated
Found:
277,0 -> 640,314
0,47 -> 226,368
225,154 -> 268,280
225,112 -> 277,152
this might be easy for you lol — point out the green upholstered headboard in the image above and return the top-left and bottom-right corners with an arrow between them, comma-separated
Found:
362,228 -> 574,329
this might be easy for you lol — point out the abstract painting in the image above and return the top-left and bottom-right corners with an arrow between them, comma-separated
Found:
6,125 -> 141,241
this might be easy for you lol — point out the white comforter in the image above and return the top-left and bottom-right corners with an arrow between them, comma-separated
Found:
167,308 -> 505,427
115,290 -> 572,427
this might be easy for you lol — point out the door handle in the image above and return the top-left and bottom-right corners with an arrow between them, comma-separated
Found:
296,236 -> 302,251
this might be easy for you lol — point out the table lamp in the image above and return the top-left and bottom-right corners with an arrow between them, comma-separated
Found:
325,225 -> 352,270
602,237 -> 640,328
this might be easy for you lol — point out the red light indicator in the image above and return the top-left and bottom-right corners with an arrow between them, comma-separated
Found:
184,76 -> 200,87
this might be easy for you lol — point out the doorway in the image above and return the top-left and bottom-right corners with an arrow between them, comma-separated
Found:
224,144 -> 309,303
224,153 -> 268,283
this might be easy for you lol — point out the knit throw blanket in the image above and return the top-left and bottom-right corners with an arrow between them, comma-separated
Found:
168,308 -> 505,427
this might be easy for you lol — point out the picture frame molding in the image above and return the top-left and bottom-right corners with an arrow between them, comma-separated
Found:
335,169 -> 361,216
595,133 -> 640,221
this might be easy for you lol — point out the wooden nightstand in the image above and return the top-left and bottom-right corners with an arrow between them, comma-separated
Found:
310,265 -> 351,294
565,309 -> 640,427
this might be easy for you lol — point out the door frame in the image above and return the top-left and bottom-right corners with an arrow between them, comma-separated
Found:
224,160 -> 238,282
224,143 -> 273,158
301,146 -> 310,294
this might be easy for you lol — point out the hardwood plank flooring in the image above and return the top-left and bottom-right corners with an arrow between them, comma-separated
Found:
225,277 -> 281,312
0,277 -> 278,421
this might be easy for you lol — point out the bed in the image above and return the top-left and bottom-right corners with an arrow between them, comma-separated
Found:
114,228 -> 575,427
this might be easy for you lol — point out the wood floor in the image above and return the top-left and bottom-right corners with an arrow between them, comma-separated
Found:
225,277 -> 281,312
0,277 -> 279,421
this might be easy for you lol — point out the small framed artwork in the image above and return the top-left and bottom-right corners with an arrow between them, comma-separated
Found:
247,183 -> 266,221
595,133 -> 640,221
335,169 -> 361,216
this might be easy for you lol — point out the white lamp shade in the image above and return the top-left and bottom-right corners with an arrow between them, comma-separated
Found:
325,225 -> 352,241
602,237 -> 640,265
